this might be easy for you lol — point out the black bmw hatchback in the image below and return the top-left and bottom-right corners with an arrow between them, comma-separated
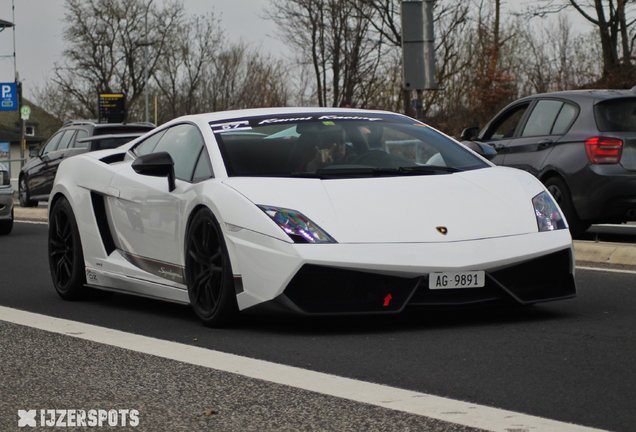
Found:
462,89 -> 636,237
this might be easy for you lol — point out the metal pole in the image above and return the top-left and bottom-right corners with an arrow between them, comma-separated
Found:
12,0 -> 24,167
423,0 -> 437,90
143,0 -> 154,124
144,45 -> 149,123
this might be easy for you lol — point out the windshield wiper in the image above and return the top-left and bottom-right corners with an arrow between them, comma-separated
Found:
314,165 -> 461,177
396,165 -> 461,174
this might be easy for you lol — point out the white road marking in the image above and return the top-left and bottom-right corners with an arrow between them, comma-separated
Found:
15,220 -> 47,225
0,306 -> 607,432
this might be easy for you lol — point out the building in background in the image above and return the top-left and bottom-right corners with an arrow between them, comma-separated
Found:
0,98 -> 61,187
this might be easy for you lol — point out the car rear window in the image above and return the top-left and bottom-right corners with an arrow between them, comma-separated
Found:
595,98 -> 636,132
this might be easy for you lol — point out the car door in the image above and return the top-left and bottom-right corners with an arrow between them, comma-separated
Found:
106,123 -> 210,283
26,130 -> 66,197
39,129 -> 78,196
478,102 -> 532,165
501,99 -> 578,177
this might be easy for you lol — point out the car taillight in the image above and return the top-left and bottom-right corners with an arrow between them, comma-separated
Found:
585,137 -> 623,164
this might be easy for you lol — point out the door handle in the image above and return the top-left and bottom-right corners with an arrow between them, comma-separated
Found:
538,139 -> 553,149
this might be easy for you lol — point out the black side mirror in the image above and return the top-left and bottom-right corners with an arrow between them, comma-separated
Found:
132,151 -> 176,192
462,141 -> 497,161
460,126 -> 480,141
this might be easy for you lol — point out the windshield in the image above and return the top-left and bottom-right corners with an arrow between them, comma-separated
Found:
212,113 -> 489,177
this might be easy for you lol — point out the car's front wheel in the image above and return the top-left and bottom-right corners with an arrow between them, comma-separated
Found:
185,208 -> 238,327
49,197 -> 86,300
19,177 -> 37,207
544,177 -> 589,238
0,208 -> 13,235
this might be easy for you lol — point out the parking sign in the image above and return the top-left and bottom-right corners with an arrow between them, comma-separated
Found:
0,83 -> 17,111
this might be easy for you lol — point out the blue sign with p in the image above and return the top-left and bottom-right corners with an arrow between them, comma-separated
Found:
0,83 -> 17,111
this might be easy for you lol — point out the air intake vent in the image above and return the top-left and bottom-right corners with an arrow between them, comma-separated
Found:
100,153 -> 126,164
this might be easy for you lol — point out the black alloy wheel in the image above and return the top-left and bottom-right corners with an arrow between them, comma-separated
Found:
0,208 -> 13,235
185,209 -> 238,327
19,176 -> 37,207
545,176 -> 589,238
49,198 -> 86,300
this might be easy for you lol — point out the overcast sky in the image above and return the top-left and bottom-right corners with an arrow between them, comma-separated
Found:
0,0 -> 586,102
0,0 -> 288,100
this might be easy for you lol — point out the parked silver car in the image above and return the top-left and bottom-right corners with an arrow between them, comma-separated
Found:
0,163 -> 14,235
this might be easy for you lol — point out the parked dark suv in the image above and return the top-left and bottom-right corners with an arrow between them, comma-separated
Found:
462,89 -> 636,236
19,121 -> 154,207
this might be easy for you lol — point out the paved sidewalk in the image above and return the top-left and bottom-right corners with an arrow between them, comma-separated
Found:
14,205 -> 48,222
13,204 -> 636,270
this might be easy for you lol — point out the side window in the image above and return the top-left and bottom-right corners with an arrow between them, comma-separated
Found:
74,130 -> 90,148
552,103 -> 577,135
41,131 -> 64,155
134,130 -> 167,156
153,124 -> 204,182
192,148 -> 213,182
56,130 -> 77,150
521,100 -> 564,137
484,104 -> 530,140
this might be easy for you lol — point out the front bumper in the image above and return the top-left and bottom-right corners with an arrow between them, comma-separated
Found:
227,227 -> 575,315
246,249 -> 575,315
0,187 -> 14,220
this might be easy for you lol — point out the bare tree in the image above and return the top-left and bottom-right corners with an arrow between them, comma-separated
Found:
153,13 -> 223,119
267,0 -> 383,107
522,0 -> 636,88
54,0 -> 183,119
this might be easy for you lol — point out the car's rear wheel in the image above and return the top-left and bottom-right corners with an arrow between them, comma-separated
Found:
185,208 -> 238,327
49,197 -> 86,300
19,177 -> 37,207
544,177 -> 589,238
0,208 -> 13,235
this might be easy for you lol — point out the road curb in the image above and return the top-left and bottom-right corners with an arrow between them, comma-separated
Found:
14,206 -> 47,222
573,241 -> 636,268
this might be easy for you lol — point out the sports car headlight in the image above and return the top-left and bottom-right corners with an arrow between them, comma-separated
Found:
532,191 -> 566,232
258,205 -> 337,243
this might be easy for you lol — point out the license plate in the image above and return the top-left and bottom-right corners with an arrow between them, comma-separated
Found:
429,271 -> 485,289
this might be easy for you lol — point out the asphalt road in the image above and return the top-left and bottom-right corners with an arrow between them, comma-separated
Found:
2,222 -> 636,431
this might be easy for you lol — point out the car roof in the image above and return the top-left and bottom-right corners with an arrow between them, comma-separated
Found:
63,120 -> 155,128
76,133 -> 144,143
519,89 -> 636,104
163,107 -> 400,125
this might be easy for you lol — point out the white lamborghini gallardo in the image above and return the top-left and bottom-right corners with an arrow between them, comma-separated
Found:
48,108 -> 575,326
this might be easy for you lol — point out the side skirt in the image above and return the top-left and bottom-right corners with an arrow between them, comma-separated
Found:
84,267 -> 189,305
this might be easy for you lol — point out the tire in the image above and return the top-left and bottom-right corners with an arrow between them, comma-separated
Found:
19,176 -> 37,207
0,208 -> 13,235
49,198 -> 86,300
185,208 -> 238,327
544,177 -> 589,238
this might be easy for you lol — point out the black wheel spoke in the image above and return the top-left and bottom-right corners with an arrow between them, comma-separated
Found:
186,211 -> 235,325
48,199 -> 86,299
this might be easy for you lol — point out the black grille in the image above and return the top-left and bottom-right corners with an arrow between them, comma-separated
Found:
283,264 -> 420,313
408,276 -> 506,306
489,248 -> 576,303
407,248 -> 575,307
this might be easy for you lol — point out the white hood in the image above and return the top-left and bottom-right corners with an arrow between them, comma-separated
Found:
222,167 -> 544,243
